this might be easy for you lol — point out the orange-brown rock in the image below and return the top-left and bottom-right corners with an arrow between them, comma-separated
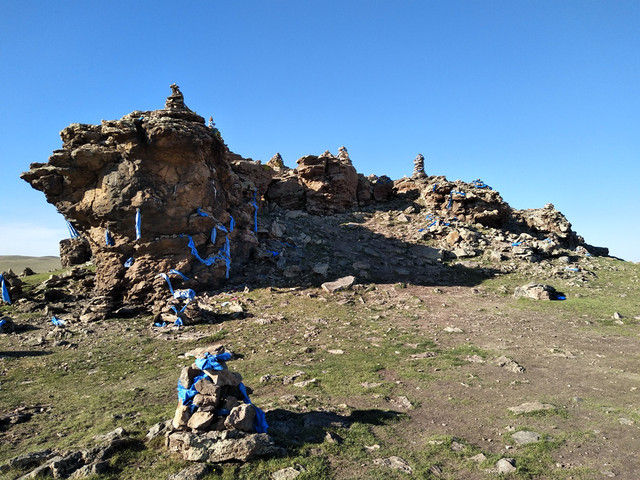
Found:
21,85 -> 270,312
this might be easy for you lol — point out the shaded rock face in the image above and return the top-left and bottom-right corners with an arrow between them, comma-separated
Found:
59,237 -> 92,267
21,86 -> 266,311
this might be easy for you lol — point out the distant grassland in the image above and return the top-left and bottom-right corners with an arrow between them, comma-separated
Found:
0,255 -> 61,274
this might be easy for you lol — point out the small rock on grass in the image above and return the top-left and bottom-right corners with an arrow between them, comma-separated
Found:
507,402 -> 554,415
272,465 -> 305,480
321,276 -> 355,293
496,457 -> 516,473
511,431 -> 540,445
167,463 -> 211,480
495,355 -> 525,373
373,456 -> 413,474
443,326 -> 463,333
469,453 -> 486,463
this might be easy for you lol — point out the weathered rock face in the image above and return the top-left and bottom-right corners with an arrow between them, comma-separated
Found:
59,237 -> 92,267
513,203 -> 580,249
265,149 -> 359,214
21,85 -> 266,312
295,150 -> 359,215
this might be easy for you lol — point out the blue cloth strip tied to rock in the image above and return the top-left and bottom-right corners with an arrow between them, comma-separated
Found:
105,229 -> 115,246
251,190 -> 259,233
0,274 -> 11,304
135,208 -> 141,240
66,221 -> 80,239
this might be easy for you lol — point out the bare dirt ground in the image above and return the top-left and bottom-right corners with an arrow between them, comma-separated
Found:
369,284 -> 640,478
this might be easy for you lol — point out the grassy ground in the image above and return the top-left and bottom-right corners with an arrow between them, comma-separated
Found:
1,256 -> 639,479
0,256 -> 61,275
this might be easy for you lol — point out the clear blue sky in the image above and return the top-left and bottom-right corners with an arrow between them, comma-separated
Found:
1,1 -> 638,261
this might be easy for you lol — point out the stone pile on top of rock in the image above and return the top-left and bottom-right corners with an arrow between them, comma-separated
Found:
172,344 -> 267,434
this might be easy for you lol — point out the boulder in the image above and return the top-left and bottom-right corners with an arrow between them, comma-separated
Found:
321,276 -> 356,293
513,283 -> 558,300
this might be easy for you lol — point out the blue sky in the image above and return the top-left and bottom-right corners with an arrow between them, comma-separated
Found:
1,1 -> 638,261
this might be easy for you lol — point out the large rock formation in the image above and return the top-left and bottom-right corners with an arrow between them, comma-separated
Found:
21,85 -> 266,312
21,86 -> 607,314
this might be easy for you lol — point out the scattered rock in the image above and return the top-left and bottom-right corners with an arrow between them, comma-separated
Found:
8,428 -> 132,479
513,283 -> 558,301
321,276 -> 356,293
324,431 -> 343,444
410,352 -> 437,359
469,453 -> 487,463
361,382 -> 382,389
496,457 -> 516,473
373,456 -> 413,474
443,326 -> 463,333
466,354 -> 485,363
271,465 -> 305,480
508,402 -> 554,415
495,355 -> 525,373
511,431 -> 541,445
146,419 -> 172,440
167,463 -> 212,480
293,378 -> 317,388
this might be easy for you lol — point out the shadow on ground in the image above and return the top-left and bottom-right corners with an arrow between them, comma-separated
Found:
266,408 -> 404,447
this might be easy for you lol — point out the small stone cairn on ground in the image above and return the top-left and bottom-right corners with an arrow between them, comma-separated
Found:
166,344 -> 285,463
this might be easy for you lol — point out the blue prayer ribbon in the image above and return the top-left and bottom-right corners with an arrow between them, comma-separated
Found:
105,229 -> 114,246
169,269 -> 189,280
0,274 -> 11,304
66,221 -> 80,239
135,208 -> 141,240
251,190 -> 259,233
238,382 -> 269,433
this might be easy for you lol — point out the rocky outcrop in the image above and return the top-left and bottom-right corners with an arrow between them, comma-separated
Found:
21,86 -> 608,315
295,150 -> 359,214
21,85 -> 267,312
266,149 -> 359,214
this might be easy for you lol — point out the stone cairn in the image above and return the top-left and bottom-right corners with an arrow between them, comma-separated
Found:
172,344 -> 264,432
412,153 -> 426,178
166,344 -> 283,462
